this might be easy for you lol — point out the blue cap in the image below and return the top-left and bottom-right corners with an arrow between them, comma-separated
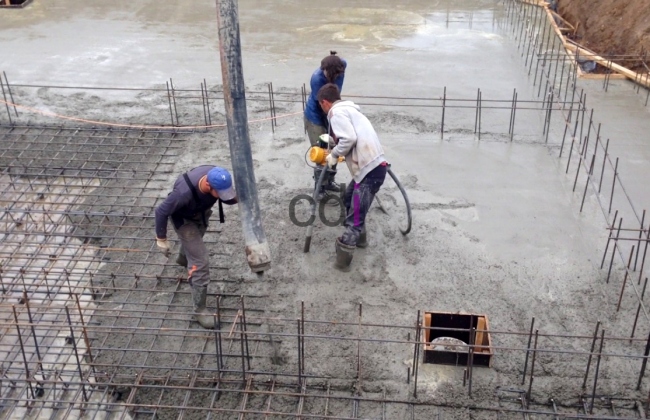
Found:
207,167 -> 236,201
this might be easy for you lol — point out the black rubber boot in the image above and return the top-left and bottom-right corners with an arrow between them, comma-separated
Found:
176,252 -> 188,268
334,238 -> 355,271
356,228 -> 368,248
191,286 -> 216,329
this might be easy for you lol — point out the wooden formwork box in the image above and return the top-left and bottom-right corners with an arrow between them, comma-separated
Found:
422,311 -> 494,368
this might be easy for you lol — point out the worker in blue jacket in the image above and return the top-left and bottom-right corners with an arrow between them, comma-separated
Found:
304,51 -> 347,200
154,165 -> 238,329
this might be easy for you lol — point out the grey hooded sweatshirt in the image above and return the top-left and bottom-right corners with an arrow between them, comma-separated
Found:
327,100 -> 386,183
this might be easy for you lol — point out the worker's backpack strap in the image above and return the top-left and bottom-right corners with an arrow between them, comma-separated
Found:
218,199 -> 225,224
183,172 -> 225,225
183,173 -> 201,203
182,173 -> 210,226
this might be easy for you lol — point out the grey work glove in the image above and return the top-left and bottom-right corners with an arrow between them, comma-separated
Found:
156,237 -> 170,256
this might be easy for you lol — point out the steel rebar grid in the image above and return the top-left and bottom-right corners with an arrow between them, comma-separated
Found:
2,107 -> 650,419
6,293 -> 650,419
2,15 -> 650,415
504,0 -> 650,337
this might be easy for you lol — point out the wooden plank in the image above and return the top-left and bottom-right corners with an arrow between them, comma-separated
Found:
423,313 -> 432,344
484,316 -> 494,367
578,73 -> 627,80
550,10 -> 575,30
519,0 -> 545,6
565,43 -> 650,88
475,317 -> 487,353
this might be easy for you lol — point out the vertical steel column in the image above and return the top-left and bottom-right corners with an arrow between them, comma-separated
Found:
579,155 -> 595,213
526,330 -> 539,402
598,138 -> 609,193
601,210 -> 619,269
617,246 -> 636,312
609,158 -> 619,214
635,210 -> 646,271
2,71 -> 18,117
582,321 -> 601,389
267,83 -> 275,133
0,75 -> 13,125
631,279 -> 648,341
216,0 -> 272,272
589,330 -> 605,414
521,317 -> 535,385
606,218 -> 623,284
204,78 -> 213,126
638,327 -> 650,390
440,87 -> 446,140
637,225 -> 650,287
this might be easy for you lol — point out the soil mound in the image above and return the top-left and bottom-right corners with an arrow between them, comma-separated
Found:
558,0 -> 650,71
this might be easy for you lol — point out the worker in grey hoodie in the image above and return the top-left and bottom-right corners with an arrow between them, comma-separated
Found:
317,83 -> 388,270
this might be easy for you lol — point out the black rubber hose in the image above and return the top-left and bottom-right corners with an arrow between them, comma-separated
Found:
303,163 -> 411,253
387,166 -> 412,235
303,165 -> 329,253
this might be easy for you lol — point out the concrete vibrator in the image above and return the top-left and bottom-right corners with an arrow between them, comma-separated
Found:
303,135 -> 412,252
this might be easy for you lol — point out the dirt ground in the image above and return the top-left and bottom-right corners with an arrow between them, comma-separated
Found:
558,0 -> 650,70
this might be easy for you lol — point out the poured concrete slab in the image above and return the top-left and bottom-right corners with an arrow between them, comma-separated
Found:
0,0 -> 649,413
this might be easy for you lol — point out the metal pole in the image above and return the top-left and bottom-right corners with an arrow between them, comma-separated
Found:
216,0 -> 272,272
511,91 -> 518,142
631,279 -> 648,341
635,210 -> 646,271
582,321 -> 601,389
0,74 -> 14,125
527,330 -> 539,402
617,245 -> 636,312
589,330 -> 605,414
2,71 -> 18,117
204,78 -> 213,126
606,218 -> 623,284
441,87 -> 446,140
609,157 -> 618,214
580,155 -> 595,212
598,138 -> 609,193
638,327 -> 650,390
478,90 -> 483,140
170,78 -> 180,126
601,210 -> 619,269
521,317 -> 535,385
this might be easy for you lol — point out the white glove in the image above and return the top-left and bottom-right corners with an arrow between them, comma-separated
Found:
325,153 -> 338,168
156,238 -> 170,256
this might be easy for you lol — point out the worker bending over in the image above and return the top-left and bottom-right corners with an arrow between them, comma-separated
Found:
154,165 -> 238,328
318,83 -> 388,271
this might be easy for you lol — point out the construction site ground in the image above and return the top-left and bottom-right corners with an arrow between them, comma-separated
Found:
1,0 -> 650,419
559,0 -> 650,70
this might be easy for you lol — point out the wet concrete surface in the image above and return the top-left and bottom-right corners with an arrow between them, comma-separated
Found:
1,0 -> 650,413
0,0 -> 531,98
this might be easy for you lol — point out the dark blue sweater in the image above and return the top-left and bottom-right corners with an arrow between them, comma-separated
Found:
155,165 -> 217,239
304,59 -> 347,127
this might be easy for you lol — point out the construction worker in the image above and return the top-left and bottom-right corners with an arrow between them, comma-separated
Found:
154,165 -> 238,329
317,83 -> 388,271
304,51 -> 347,200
